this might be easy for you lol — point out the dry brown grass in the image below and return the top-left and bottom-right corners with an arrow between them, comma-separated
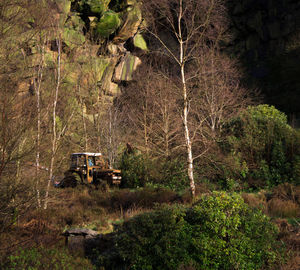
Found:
19,186 -> 185,235
272,183 -> 300,205
241,192 -> 267,213
280,254 -> 300,270
276,218 -> 300,270
268,198 -> 300,218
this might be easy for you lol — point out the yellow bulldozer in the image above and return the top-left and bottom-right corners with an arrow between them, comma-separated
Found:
55,152 -> 121,188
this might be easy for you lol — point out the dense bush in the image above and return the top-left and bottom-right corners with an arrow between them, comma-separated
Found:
221,104 -> 300,188
119,150 -> 189,191
148,158 -> 190,191
97,192 -> 281,270
119,150 -> 147,188
0,178 -> 33,232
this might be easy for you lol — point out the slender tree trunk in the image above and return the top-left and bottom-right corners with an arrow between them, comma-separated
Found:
181,64 -> 195,197
178,0 -> 195,197
82,106 -> 88,152
36,80 -> 41,208
96,84 -> 102,153
0,97 -> 7,179
78,85 -> 88,151
163,105 -> 170,157
16,138 -> 26,183
44,36 -> 61,210
108,107 -> 113,168
143,106 -> 149,154
34,41 -> 45,208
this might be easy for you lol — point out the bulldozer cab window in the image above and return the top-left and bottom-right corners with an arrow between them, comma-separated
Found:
71,155 -> 78,168
71,155 -> 86,167
95,156 -> 105,168
88,157 -> 94,167
79,155 -> 86,166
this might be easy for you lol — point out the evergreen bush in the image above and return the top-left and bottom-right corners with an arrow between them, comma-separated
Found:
222,104 -> 300,188
119,150 -> 147,188
97,192 -> 282,270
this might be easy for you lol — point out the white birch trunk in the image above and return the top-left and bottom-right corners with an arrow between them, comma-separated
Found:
179,0 -> 195,197
108,107 -> 113,168
44,36 -> 61,209
34,41 -> 45,208
79,86 -> 88,151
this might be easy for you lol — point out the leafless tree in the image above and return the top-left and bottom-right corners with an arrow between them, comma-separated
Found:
191,49 -> 253,136
120,63 -> 182,159
43,33 -> 74,209
142,0 -> 229,197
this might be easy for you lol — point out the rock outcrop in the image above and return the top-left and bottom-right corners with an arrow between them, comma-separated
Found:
63,228 -> 114,257
225,0 -> 300,120
226,0 -> 300,61
26,0 -> 145,114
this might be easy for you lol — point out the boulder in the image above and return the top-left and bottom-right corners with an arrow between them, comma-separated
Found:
113,53 -> 141,82
113,1 -> 142,44
96,10 -> 121,38
63,228 -> 102,256
63,228 -> 100,236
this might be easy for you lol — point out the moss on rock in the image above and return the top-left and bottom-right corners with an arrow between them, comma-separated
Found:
95,10 -> 121,38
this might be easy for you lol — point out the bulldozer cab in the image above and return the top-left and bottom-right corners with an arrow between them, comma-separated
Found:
70,152 -> 103,184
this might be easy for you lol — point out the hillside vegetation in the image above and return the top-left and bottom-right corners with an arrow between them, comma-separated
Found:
1,0 -> 300,269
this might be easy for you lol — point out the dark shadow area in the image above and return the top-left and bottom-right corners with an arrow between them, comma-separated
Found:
225,0 -> 300,126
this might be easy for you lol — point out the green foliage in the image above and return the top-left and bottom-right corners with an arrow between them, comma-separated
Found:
185,192 -> 279,269
88,0 -> 110,14
63,28 -> 85,49
222,105 -> 300,188
56,0 -> 71,14
120,150 -> 189,191
133,33 -> 148,50
97,192 -> 281,270
95,10 -> 121,38
292,155 -> 300,185
72,0 -> 110,15
149,158 -> 189,191
1,247 -> 95,270
119,150 -> 147,188
99,205 -> 191,270
0,178 -> 33,232
63,15 -> 86,49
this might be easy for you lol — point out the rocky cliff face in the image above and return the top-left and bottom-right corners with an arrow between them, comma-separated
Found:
25,0 -> 300,119
226,0 -> 300,61
26,0 -> 145,113
225,0 -> 300,120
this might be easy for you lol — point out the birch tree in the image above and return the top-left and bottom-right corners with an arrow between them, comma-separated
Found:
43,34 -> 74,209
192,49 -> 252,135
32,37 -> 47,208
142,0 -> 228,197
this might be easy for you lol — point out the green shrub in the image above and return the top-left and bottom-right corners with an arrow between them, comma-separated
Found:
119,150 -> 147,188
1,247 -> 95,270
185,192 -> 280,269
222,104 -> 300,188
147,158 -> 189,191
99,205 -> 191,270
97,192 -> 282,270
292,155 -> 300,185
119,147 -> 189,191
